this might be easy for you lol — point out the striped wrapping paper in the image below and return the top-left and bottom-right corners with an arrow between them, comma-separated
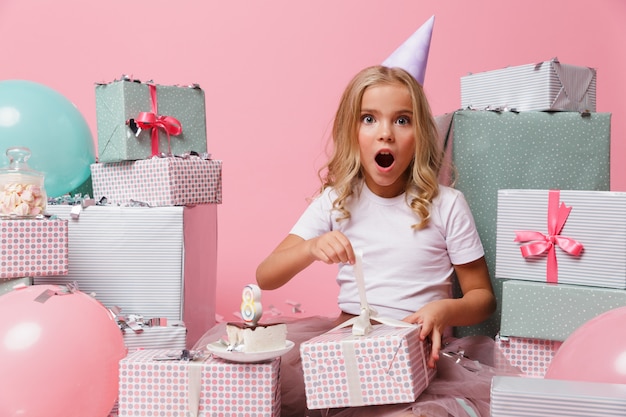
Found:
491,376 -> 626,417
123,320 -> 187,351
461,58 -> 596,112
36,205 -> 185,319
496,189 -> 626,289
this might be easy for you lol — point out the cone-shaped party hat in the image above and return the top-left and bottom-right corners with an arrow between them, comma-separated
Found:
382,15 -> 435,85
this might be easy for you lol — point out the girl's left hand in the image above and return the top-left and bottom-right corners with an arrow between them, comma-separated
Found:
403,299 -> 452,368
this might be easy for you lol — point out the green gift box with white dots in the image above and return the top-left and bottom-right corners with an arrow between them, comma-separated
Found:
440,110 -> 611,338
95,79 -> 207,163
500,280 -> 626,342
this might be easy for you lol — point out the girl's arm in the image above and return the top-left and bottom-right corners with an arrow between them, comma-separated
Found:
403,256 -> 496,367
256,231 -> 355,290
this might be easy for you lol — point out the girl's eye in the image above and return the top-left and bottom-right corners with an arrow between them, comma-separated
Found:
396,116 -> 410,126
361,115 -> 375,124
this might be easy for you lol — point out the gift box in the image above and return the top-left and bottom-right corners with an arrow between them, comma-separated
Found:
491,376 -> 626,417
439,110 -> 611,337
461,58 -> 596,112
0,276 -> 32,296
495,334 -> 562,378
1,218 -> 69,278
91,157 -> 222,206
300,324 -> 435,409
95,79 -> 207,163
34,204 -> 217,348
500,280 -> 626,341
121,320 -> 187,352
118,349 -> 281,417
496,189 -> 626,288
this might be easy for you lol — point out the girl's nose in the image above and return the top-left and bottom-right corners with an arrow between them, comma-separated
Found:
378,123 -> 393,142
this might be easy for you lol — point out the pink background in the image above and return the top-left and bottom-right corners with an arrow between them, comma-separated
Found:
1,1 -> 625,322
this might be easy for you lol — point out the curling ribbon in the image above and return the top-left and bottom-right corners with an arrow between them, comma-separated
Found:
135,84 -> 182,156
514,190 -> 584,284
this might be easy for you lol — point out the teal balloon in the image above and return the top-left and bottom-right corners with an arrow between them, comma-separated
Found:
0,80 -> 95,198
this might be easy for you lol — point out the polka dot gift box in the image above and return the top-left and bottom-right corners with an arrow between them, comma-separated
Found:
118,348 -> 281,417
0,218 -> 68,278
500,280 -> 626,342
91,156 -> 222,206
300,324 -> 436,409
439,110 -> 611,338
95,78 -> 207,163
494,334 -> 562,378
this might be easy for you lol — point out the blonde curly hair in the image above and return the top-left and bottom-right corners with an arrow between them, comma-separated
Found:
318,65 -> 443,229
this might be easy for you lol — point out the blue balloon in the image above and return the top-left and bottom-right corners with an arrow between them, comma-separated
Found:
0,80 -> 95,198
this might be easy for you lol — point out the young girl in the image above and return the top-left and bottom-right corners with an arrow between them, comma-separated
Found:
255,65 -> 507,417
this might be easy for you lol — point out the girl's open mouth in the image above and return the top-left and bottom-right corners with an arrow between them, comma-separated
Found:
375,151 -> 395,168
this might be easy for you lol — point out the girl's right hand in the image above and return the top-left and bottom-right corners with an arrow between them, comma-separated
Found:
308,231 -> 355,265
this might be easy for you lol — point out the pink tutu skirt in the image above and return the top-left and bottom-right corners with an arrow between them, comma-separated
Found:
194,316 -> 520,417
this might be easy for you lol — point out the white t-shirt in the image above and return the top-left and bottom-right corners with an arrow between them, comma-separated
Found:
290,182 -> 484,320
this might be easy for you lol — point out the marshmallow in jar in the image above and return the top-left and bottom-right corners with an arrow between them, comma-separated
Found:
0,147 -> 47,217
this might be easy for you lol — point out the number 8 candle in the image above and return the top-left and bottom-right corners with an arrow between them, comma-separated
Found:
240,284 -> 263,325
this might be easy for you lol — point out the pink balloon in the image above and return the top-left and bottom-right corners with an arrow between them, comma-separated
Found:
545,306 -> 626,384
0,284 -> 127,417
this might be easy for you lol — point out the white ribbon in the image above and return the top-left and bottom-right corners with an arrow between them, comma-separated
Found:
187,361 -> 203,417
331,249 -> 415,336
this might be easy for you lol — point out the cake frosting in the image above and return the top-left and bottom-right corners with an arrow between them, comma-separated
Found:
226,321 -> 287,353
225,284 -> 287,352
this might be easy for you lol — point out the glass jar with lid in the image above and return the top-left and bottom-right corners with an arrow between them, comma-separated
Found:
0,147 -> 47,217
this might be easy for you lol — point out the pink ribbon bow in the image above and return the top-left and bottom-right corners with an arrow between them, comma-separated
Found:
134,84 -> 182,156
513,190 -> 584,283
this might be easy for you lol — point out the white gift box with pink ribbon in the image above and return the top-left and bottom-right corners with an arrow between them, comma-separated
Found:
496,189 -> 626,289
118,349 -> 280,417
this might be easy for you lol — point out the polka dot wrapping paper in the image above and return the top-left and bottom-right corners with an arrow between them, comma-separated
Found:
496,189 -> 626,289
300,324 -> 436,409
118,349 -> 281,417
500,280 -> 626,342
444,110 -> 611,339
0,219 -> 68,278
91,158 -> 222,207
494,334 -> 562,378
95,80 -> 207,163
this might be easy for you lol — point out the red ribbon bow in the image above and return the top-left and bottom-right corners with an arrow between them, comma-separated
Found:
513,190 -> 584,283
134,84 -> 182,156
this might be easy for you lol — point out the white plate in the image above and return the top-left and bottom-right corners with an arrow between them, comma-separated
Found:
207,340 -> 294,363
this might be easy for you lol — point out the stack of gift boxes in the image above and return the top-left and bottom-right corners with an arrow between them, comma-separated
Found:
36,77 -> 222,353
445,59 -> 626,414
34,77 -> 280,417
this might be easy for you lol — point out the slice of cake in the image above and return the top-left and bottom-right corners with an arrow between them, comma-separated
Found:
225,283 -> 287,352
225,322 -> 287,353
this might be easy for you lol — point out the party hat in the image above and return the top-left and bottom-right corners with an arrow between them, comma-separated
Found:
382,15 -> 435,85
